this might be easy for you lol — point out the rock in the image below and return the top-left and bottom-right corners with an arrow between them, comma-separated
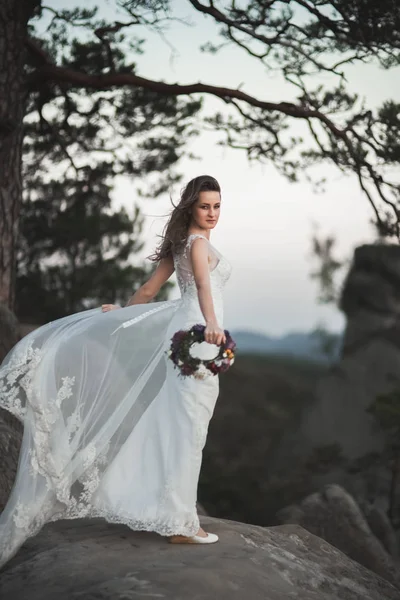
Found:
197,247 -> 400,531
0,304 -> 20,363
276,484 -> 400,589
256,244 -> 400,525
0,306 -> 24,510
0,415 -> 22,512
302,245 -> 400,460
364,503 -> 399,558
340,245 -> 400,353
196,501 -> 208,516
1,516 -> 399,600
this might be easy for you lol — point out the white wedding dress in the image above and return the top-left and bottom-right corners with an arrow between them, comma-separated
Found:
0,233 -> 231,567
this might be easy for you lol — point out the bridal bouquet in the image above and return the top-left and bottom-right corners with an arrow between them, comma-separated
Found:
167,324 -> 236,379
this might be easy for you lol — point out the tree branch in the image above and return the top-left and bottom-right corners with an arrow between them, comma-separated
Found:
27,63 -> 346,140
94,21 -> 140,72
188,0 -> 349,76
25,37 -> 53,66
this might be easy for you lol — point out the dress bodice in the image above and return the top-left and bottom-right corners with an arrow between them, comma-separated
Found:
172,234 -> 231,320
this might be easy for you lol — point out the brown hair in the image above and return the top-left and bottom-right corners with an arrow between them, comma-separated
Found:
149,175 -> 221,262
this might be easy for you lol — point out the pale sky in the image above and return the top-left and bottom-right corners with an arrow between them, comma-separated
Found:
45,1 -> 399,335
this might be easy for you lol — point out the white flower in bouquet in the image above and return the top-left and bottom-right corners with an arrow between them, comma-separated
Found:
194,364 -> 208,380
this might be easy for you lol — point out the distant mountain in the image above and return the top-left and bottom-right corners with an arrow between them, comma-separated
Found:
231,329 -> 343,363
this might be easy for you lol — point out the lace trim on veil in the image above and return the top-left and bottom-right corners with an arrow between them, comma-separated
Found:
111,299 -> 180,335
0,296 -> 201,567
0,237 -> 233,565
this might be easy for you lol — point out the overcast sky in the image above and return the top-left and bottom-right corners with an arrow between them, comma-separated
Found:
47,1 -> 399,335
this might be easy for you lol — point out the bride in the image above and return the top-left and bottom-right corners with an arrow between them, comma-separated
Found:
0,174 -> 232,566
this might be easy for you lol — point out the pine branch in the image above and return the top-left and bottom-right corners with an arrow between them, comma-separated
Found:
27,63 -> 345,138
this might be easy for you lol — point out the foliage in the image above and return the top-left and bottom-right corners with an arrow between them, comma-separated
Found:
304,443 -> 346,474
307,229 -> 347,358
310,322 -> 342,362
17,8 -> 201,321
367,390 -> 400,454
367,390 -> 400,523
309,231 -> 348,305
200,350 -> 325,524
16,171 -> 173,321
20,1 -> 400,238
2,0 -> 400,318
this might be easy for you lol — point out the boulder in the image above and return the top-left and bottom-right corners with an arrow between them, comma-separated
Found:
0,304 -> 19,364
0,416 -> 22,511
276,483 -> 400,588
260,244 -> 400,525
302,245 -> 400,460
0,305 -> 23,510
364,503 -> 399,558
1,516 -> 399,600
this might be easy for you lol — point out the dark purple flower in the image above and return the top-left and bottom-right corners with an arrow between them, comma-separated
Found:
172,330 -> 186,343
167,324 -> 236,379
192,324 -> 205,335
181,364 -> 193,376
207,361 -> 219,375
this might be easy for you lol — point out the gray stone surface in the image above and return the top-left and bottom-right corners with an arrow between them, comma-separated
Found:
0,304 -> 23,511
303,245 -> 400,460
364,504 -> 399,558
197,501 -> 208,516
0,413 -> 22,512
263,244 -> 400,525
0,304 -> 20,364
276,484 -> 400,589
0,516 -> 399,599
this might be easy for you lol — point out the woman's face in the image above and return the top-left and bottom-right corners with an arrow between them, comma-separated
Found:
191,191 -> 221,231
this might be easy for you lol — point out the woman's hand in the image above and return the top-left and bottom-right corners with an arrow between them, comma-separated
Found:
101,304 -> 121,312
204,321 -> 226,346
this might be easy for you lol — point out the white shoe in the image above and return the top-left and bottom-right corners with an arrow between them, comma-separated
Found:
169,532 -> 219,544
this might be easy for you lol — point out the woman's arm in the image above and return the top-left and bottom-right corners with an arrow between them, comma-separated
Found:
101,256 -> 175,312
191,238 -> 226,346
126,256 -> 175,306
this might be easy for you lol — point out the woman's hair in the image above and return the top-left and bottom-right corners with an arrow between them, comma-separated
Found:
149,175 -> 221,262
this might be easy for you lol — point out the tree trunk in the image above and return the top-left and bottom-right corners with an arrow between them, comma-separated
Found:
0,0 -> 36,310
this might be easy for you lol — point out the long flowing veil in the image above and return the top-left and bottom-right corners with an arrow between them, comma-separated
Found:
0,299 -> 180,567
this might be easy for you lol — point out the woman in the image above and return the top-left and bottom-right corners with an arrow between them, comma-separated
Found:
0,174 -> 232,566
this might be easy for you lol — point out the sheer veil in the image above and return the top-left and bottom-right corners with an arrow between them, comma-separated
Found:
0,299 -> 180,567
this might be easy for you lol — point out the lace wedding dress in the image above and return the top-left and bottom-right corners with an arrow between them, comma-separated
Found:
0,233 -> 231,567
